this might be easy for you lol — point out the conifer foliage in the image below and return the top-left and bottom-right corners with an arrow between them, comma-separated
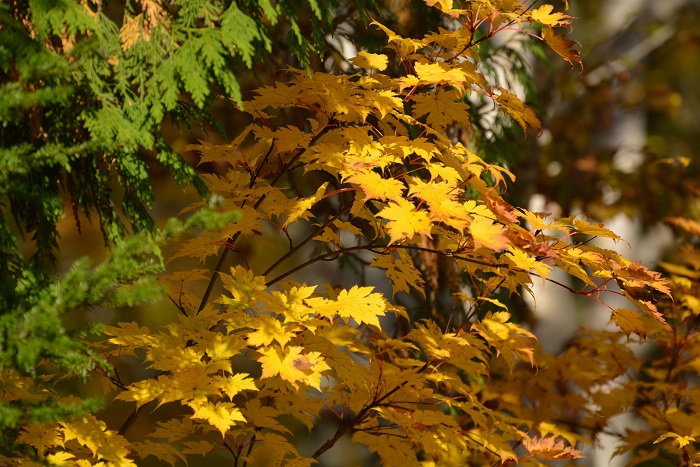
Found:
0,0 -> 366,431
2,1 -> 699,466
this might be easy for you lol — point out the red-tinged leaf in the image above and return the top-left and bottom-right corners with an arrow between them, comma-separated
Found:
484,189 -> 518,223
524,435 -> 585,460
665,216 -> 700,236
258,345 -> 330,390
542,27 -> 583,70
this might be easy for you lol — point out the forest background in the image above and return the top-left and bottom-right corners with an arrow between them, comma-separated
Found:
2,0 -> 700,466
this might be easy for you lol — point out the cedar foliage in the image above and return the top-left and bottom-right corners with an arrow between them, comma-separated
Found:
0,0 -> 371,431
2,1 -> 699,466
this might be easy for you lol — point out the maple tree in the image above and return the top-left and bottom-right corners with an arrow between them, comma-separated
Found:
3,1 -> 700,466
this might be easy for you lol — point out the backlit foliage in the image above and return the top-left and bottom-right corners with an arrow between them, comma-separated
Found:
2,1 -> 698,466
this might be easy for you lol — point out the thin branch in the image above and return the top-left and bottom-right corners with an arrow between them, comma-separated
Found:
311,361 -> 430,459
262,204 -> 352,277
266,242 -> 511,287
196,125 -> 332,313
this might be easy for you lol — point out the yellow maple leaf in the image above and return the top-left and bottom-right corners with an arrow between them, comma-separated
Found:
350,51 -> 388,71
253,125 -> 313,154
345,171 -> 406,202
495,87 -> 542,135
654,432 -> 696,449
469,216 -> 509,252
283,182 -> 328,228
611,308 -> 647,339
258,345 -> 330,390
305,286 -> 387,327
370,250 -> 425,297
247,314 -> 297,347
212,373 -> 257,399
265,285 -> 317,323
60,415 -> 134,466
409,179 -> 470,231
371,21 -> 428,56
506,246 -> 551,280
412,88 -> 470,131
131,439 -> 186,466
218,265 -> 267,311
17,423 -> 63,453
45,451 -> 76,465
530,5 -> 571,27
572,218 -> 621,240
188,401 -> 246,436
401,62 -> 470,93
471,312 -> 537,371
377,198 -> 432,244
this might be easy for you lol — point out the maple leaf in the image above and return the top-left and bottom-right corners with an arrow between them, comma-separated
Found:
247,314 -> 297,347
469,215 -> 509,252
542,27 -> 583,70
188,401 -> 246,436
506,246 -> 551,280
572,218 -> 621,240
401,62 -> 470,93
242,399 -> 292,435
495,87 -> 541,135
305,286 -> 387,327
253,125 -> 313,154
471,312 -> 537,371
371,21 -> 428,56
523,435 -> 585,460
283,182 -> 328,228
218,265 -> 267,310
666,216 -> 700,236
350,51 -> 388,71
530,5 -> 571,27
370,250 -> 425,297
182,440 -> 215,456
345,171 -> 405,202
409,179 -> 470,231
412,89 -> 471,131
60,415 -> 134,465
654,432 -> 696,449
611,308 -> 648,339
405,321 -> 488,376
212,373 -> 258,399
17,424 -> 63,453
258,345 -> 330,390
378,198 -> 432,244
132,439 -> 186,466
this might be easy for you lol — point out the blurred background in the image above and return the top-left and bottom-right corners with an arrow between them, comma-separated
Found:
48,0 -> 700,465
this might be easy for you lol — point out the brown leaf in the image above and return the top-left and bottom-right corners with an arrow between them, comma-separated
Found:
542,27 -> 583,71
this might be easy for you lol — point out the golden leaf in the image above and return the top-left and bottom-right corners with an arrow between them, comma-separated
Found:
188,401 -> 246,436
350,51 -> 389,71
530,5 -> 571,27
378,198 -> 432,244
258,346 -> 330,390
